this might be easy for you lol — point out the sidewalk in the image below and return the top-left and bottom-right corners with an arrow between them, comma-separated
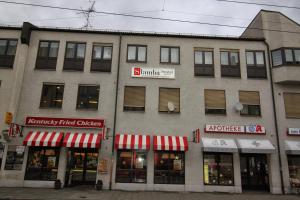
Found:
0,187 -> 299,200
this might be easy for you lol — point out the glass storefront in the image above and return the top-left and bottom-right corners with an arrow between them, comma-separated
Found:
203,153 -> 234,185
154,151 -> 185,184
287,155 -> 300,188
25,147 -> 60,181
116,150 -> 147,183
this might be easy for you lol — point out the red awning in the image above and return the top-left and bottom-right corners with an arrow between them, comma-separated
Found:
63,132 -> 102,148
153,135 -> 188,151
23,131 -> 63,147
115,134 -> 150,150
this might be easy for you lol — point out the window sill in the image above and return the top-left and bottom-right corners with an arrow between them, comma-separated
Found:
159,111 -> 180,114
39,107 -> 62,109
62,69 -> 84,72
160,62 -> 180,65
0,66 -> 13,69
204,183 -> 234,186
240,114 -> 261,117
126,60 -> 147,63
76,108 -> 99,111
34,68 -> 56,71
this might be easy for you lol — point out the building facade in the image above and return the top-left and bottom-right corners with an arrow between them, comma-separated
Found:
0,10 -> 299,194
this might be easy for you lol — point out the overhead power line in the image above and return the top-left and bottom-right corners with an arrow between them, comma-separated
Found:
216,0 -> 300,10
0,0 -> 300,35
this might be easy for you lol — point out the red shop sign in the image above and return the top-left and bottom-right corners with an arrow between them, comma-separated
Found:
205,124 -> 266,135
25,116 -> 105,129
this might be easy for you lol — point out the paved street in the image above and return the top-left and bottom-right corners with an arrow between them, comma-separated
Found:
0,188 -> 299,200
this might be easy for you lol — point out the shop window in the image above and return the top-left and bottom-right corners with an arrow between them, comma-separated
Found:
116,150 -> 147,183
271,48 -> 300,66
246,51 -> 267,78
160,46 -> 180,64
4,145 -> 24,170
91,44 -> 112,72
239,91 -> 261,116
194,49 -> 214,76
127,45 -> 147,62
159,88 -> 180,113
40,83 -> 64,108
220,50 -> 240,77
35,41 -> 59,70
287,155 -> 300,188
154,151 -> 185,184
76,85 -> 100,110
123,86 -> 145,111
63,42 -> 86,71
0,143 -> 4,169
203,153 -> 234,185
25,147 -> 60,181
0,39 -> 17,68
283,93 -> 300,118
204,89 -> 226,115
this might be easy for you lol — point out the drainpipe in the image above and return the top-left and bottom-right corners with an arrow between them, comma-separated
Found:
264,41 -> 285,194
109,33 -> 122,190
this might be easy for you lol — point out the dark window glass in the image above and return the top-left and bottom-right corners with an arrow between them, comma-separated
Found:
0,39 -> 17,68
160,47 -> 179,64
4,145 -> 24,170
246,51 -> 266,78
239,91 -> 261,116
7,40 -> 17,56
220,50 -> 240,77
203,153 -> 234,185
127,45 -> 147,62
272,48 -> 300,66
25,147 -> 60,181
40,84 -> 64,108
36,41 -> 59,70
0,40 -> 7,55
272,49 -> 283,66
154,151 -> 185,184
116,150 -> 147,183
64,42 -> 86,71
91,45 -> 112,72
194,50 -> 214,76
76,85 -> 100,109
288,155 -> 300,188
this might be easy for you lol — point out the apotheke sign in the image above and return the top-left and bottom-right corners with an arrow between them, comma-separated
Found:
205,124 -> 266,135
25,117 -> 105,129
287,128 -> 300,136
131,67 -> 175,79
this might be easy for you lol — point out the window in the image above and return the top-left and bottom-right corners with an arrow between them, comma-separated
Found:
76,85 -> 100,109
91,44 -> 112,72
127,45 -> 147,62
204,89 -> 226,115
246,51 -> 267,78
159,88 -> 180,113
271,49 -> 283,66
36,41 -> 59,70
203,153 -> 234,185
0,143 -> 4,169
194,49 -> 214,76
25,147 -> 60,181
116,150 -> 147,183
220,50 -> 240,77
0,39 -> 17,68
239,91 -> 261,116
123,86 -> 145,111
63,42 -> 86,71
40,83 -> 64,108
272,48 -> 300,66
287,155 -> 300,188
154,151 -> 185,184
4,145 -> 24,170
160,46 -> 180,64
283,93 -> 300,118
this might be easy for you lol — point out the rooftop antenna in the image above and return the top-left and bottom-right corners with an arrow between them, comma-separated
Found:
78,0 -> 96,30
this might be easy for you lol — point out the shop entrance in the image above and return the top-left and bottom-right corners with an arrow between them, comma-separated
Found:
240,154 -> 269,191
66,149 -> 98,186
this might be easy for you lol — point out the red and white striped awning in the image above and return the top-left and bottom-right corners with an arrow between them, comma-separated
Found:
115,134 -> 150,150
23,131 -> 63,147
153,136 -> 188,151
63,132 -> 102,148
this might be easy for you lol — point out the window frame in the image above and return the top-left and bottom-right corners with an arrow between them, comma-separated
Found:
158,87 -> 180,113
160,46 -> 180,64
35,40 -> 60,70
39,83 -> 65,109
90,44 -> 113,72
126,44 -> 147,63
0,38 -> 18,69
204,89 -> 226,115
194,49 -> 215,77
76,84 -> 100,110
271,47 -> 300,67
4,145 -> 24,170
123,86 -> 146,112
63,42 -> 86,71
220,50 -> 240,67
283,92 -> 300,119
287,155 -> 300,188
246,50 -> 266,67
239,90 -> 261,117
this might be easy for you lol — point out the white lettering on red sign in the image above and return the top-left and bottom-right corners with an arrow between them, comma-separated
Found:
131,67 -> 175,79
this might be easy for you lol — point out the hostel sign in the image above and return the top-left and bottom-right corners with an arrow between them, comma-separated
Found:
131,67 -> 175,79
25,116 -> 105,129
205,124 -> 266,135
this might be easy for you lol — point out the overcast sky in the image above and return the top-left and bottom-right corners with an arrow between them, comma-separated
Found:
0,0 -> 299,36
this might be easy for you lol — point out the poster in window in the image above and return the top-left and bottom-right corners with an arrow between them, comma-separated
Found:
47,156 -> 56,168
98,158 -> 108,174
135,157 -> 144,169
173,159 -> 182,171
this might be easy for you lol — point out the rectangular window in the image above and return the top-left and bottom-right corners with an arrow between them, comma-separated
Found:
220,50 -> 240,77
194,49 -> 214,76
154,151 -> 185,184
203,153 -> 234,185
204,89 -> 226,115
4,145 -> 24,170
127,45 -> 147,62
272,48 -> 300,66
123,86 -> 145,111
0,39 -> 17,68
91,44 -> 112,72
116,150 -> 147,183
25,147 -> 60,181
0,143 -> 4,169
160,46 -> 180,64
239,91 -> 261,116
159,88 -> 180,113
272,49 -> 283,66
40,83 -> 64,108
76,85 -> 100,109
63,42 -> 86,71
287,155 -> 300,188
36,41 -> 59,70
283,93 -> 300,118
